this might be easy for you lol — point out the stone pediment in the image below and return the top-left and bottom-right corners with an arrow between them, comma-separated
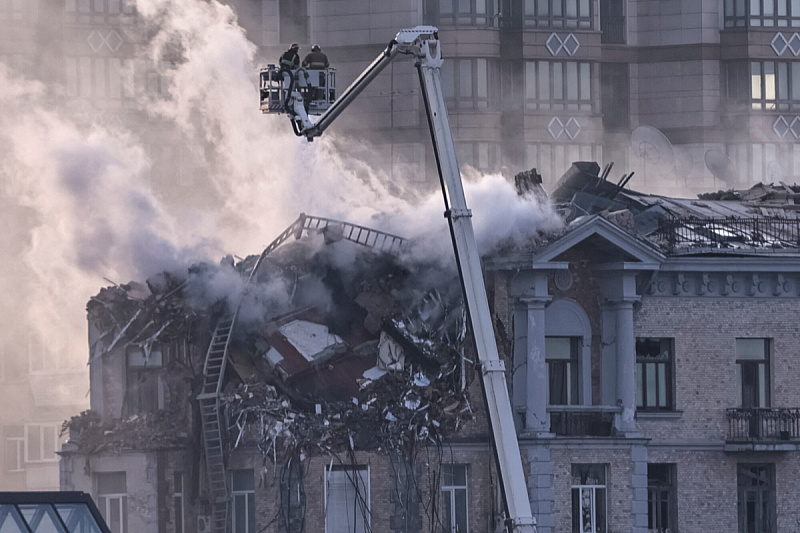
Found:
532,215 -> 664,268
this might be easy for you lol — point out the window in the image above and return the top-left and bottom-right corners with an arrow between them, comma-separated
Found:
232,469 -> 255,533
599,0 -> 625,44
125,345 -> 164,415
524,0 -> 593,29
65,0 -> 135,24
325,465 -> 369,533
737,464 -> 776,533
647,464 -> 676,533
546,337 -> 579,405
746,60 -> 800,111
441,465 -> 468,533
173,471 -> 185,533
425,0 -> 495,27
25,423 -> 59,463
736,339 -> 770,408
65,57 -> 134,103
441,58 -> 496,109
4,426 -> 24,472
96,472 -> 127,533
636,338 -> 674,411
571,464 -> 606,533
725,0 -> 800,27
457,142 -> 501,172
525,61 -> 593,112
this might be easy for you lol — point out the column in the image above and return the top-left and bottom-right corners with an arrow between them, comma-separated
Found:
522,296 -> 550,435
613,298 -> 638,434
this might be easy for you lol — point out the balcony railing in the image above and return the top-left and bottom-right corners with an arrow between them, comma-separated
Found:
655,216 -> 800,252
548,406 -> 619,437
726,408 -> 800,442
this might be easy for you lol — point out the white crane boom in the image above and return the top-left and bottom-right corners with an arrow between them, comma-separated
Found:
263,26 -> 537,533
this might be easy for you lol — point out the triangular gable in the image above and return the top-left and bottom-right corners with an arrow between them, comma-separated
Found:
533,215 -> 665,266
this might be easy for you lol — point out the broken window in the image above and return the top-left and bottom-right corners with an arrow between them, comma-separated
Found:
96,471 -> 128,533
737,464 -> 776,533
325,465 -> 369,533
125,345 -> 163,415
736,339 -> 771,408
232,469 -> 255,533
571,464 -> 606,533
441,464 -> 468,533
636,338 -> 674,411
523,0 -> 593,29
24,423 -> 59,463
647,464 -> 676,533
4,426 -> 24,472
546,337 -> 580,405
173,471 -> 185,533
525,60 -> 593,112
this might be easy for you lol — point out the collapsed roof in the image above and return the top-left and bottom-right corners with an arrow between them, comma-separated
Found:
72,214 -> 476,458
551,162 -> 800,255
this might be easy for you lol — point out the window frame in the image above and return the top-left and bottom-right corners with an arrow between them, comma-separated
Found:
737,463 -> 776,533
5,426 -> 24,473
525,60 -> 594,112
747,60 -> 800,112
231,469 -> 256,533
647,463 -> 677,533
24,423 -> 60,464
96,471 -> 128,533
725,0 -> 800,28
125,345 -> 164,415
545,336 -> 580,406
427,0 -> 496,26
736,338 -> 771,409
571,464 -> 607,533
441,464 -> 469,533
441,57 -> 497,110
635,338 -> 675,412
324,465 -> 370,533
523,0 -> 593,29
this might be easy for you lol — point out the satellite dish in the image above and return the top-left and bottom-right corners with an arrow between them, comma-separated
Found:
631,126 -> 675,185
704,149 -> 737,183
767,160 -> 783,183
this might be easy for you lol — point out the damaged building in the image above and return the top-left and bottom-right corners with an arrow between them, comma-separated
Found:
60,166 -> 800,533
60,214 -> 495,533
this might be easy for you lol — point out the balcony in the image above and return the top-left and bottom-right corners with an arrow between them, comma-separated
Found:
726,408 -> 800,451
548,406 -> 619,437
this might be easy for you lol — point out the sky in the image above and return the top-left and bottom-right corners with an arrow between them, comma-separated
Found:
0,0 -> 562,409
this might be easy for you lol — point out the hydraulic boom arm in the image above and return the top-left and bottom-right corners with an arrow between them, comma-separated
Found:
273,26 -> 536,533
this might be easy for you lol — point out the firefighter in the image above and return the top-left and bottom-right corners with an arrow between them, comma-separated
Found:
302,44 -> 329,69
279,43 -> 300,70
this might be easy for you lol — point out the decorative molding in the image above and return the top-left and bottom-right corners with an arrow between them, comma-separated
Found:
546,32 -> 581,57
773,115 -> 800,139
648,271 -> 800,298
547,116 -> 582,141
87,29 -> 123,53
772,32 -> 800,56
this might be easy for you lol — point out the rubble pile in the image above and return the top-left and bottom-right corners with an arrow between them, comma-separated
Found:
63,409 -> 190,455
70,222 -> 477,458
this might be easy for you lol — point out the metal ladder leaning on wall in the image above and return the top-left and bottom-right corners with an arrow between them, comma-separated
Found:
196,213 -> 405,533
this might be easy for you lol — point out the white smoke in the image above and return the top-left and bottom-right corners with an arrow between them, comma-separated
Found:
0,0 -> 562,415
